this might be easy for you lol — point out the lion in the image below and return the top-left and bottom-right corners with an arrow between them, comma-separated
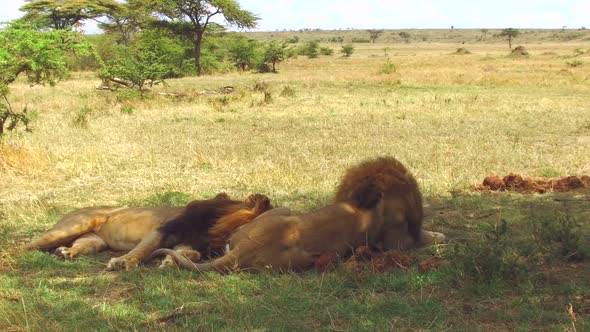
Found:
24,193 -> 273,270
149,156 -> 445,273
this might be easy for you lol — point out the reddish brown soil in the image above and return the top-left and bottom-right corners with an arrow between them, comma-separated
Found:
313,246 -> 437,273
477,174 -> 590,194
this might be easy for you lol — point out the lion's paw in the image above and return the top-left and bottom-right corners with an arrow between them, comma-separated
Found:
421,230 -> 446,246
55,246 -> 76,259
431,232 -> 446,244
106,256 -> 139,271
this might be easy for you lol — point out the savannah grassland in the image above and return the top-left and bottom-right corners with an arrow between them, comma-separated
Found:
1,29 -> 590,331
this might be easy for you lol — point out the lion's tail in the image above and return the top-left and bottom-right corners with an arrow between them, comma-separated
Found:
334,156 -> 423,242
147,248 -> 238,273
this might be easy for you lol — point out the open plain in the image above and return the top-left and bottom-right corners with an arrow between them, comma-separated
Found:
1,30 -> 589,330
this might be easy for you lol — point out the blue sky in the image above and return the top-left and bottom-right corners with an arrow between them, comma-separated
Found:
1,0 -> 588,33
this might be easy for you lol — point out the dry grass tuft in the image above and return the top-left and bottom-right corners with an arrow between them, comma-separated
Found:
0,143 -> 49,176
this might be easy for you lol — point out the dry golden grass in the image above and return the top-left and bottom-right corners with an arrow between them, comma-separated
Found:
2,42 -> 589,213
245,28 -> 590,44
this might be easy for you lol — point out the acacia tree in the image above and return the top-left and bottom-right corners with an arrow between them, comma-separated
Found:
500,28 -> 519,49
227,36 -> 258,71
263,40 -> 287,72
19,0 -> 121,30
100,1 -> 150,46
141,0 -> 258,76
367,29 -> 383,43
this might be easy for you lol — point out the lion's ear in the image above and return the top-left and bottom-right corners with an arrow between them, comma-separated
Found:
351,182 -> 383,209
214,193 -> 231,200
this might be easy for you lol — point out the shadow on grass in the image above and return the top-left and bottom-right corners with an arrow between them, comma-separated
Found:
424,189 -> 589,330
1,189 -> 588,330
1,262 -> 450,331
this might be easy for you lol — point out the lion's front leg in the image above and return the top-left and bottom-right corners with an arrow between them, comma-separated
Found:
106,231 -> 163,271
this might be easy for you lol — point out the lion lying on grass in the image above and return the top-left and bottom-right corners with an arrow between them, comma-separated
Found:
24,193 -> 272,270
150,156 -> 445,273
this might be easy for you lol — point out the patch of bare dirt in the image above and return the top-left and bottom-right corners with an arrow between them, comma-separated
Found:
477,174 -> 590,194
314,246 -> 438,273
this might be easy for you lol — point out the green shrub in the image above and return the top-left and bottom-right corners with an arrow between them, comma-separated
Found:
255,62 -> 273,73
566,60 -> 584,67
340,44 -> 354,57
0,22 -> 95,137
285,46 -> 299,59
533,209 -> 588,261
320,47 -> 334,56
227,36 -> 260,71
115,89 -> 143,103
98,29 -> 191,92
261,40 -> 287,72
380,58 -> 397,74
444,221 -> 532,286
101,47 -> 170,92
351,37 -> 370,43
328,36 -> 344,43
304,41 -> 319,58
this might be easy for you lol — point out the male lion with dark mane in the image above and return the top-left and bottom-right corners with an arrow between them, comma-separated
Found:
24,193 -> 272,270
150,156 -> 445,273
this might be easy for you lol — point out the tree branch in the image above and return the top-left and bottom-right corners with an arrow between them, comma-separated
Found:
204,9 -> 220,27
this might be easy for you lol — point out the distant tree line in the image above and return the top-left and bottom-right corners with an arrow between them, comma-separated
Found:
1,0 -> 351,136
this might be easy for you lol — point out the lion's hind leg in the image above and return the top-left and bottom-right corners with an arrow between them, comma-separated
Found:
55,233 -> 108,259
24,207 -> 119,250
275,247 -> 315,272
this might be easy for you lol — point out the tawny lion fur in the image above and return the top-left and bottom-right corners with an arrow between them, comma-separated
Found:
24,193 -> 272,270
150,156 -> 445,273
